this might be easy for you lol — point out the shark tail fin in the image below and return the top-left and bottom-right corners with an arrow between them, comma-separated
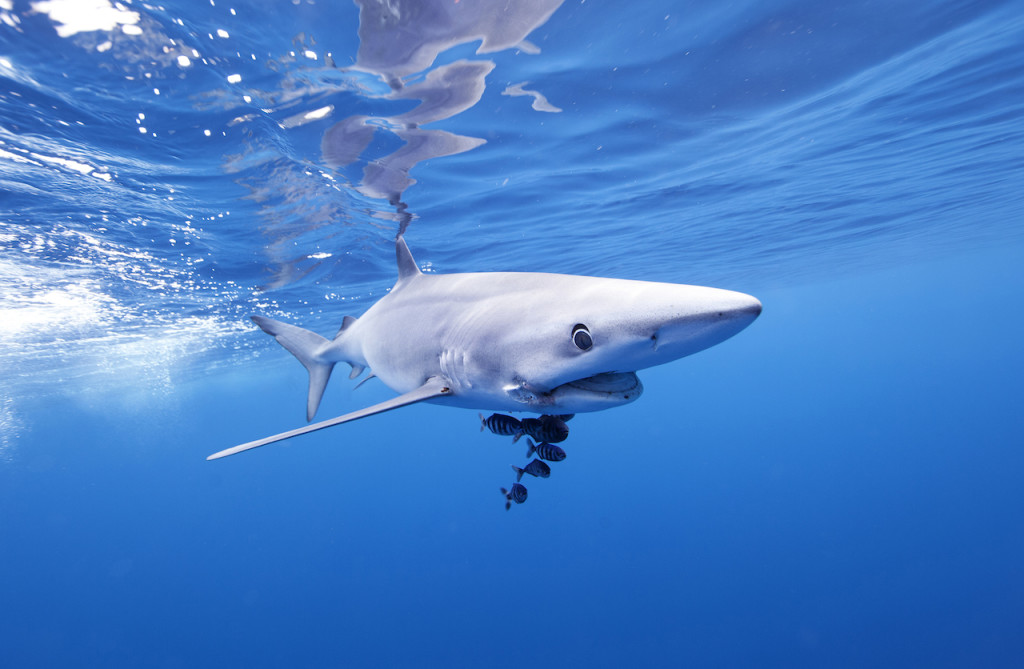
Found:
251,315 -> 336,422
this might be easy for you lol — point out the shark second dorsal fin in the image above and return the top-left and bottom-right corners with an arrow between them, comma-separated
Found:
335,315 -> 357,339
395,236 -> 422,283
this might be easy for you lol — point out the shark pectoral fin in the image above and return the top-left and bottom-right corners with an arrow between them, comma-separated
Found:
207,378 -> 451,461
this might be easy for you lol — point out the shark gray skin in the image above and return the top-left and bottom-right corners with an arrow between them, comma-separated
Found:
207,238 -> 761,460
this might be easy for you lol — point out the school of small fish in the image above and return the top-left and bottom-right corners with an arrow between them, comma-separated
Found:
480,412 -> 574,510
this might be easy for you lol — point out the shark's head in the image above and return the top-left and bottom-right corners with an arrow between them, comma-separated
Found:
493,275 -> 762,412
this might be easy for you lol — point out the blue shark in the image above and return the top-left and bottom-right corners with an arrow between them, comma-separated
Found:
208,238 -> 760,460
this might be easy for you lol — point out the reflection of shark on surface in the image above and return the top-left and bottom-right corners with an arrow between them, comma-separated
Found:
323,0 -> 566,233
208,238 -> 761,460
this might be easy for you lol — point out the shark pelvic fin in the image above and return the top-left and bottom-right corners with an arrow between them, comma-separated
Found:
207,377 -> 452,460
353,372 -> 376,390
251,315 -> 335,422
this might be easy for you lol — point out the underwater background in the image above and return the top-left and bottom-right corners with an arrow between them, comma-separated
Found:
2,0 -> 1023,666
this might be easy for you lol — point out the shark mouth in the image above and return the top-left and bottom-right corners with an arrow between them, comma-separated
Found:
560,371 -> 642,394
545,371 -> 644,411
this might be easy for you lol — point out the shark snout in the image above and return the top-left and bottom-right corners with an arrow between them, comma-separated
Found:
707,290 -> 761,320
644,290 -> 761,360
727,294 -> 762,321
707,290 -> 762,335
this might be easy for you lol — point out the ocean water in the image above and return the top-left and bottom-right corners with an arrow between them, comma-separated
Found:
2,0 -> 1023,666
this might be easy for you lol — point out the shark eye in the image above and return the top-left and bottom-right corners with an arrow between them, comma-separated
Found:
571,323 -> 593,351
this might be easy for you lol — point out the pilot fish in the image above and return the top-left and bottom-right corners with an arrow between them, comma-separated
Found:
511,458 -> 551,482
513,415 -> 569,443
480,413 -> 522,436
526,439 -> 567,462
501,483 -> 528,510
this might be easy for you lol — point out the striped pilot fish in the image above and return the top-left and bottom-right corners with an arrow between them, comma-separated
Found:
500,483 -> 528,510
511,458 -> 551,482
513,415 -> 569,444
480,412 -> 522,436
526,439 -> 567,462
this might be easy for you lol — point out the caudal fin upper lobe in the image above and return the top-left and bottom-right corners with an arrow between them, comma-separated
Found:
251,315 -> 335,421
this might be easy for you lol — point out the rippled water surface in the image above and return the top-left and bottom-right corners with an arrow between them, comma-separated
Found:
2,1 -> 1023,666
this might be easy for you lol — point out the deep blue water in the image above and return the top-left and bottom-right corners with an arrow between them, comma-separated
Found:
2,0 -> 1024,666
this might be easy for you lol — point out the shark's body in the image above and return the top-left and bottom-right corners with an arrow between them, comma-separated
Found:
208,239 -> 760,459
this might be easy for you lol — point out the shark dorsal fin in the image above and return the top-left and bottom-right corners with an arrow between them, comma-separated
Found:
395,236 -> 422,283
